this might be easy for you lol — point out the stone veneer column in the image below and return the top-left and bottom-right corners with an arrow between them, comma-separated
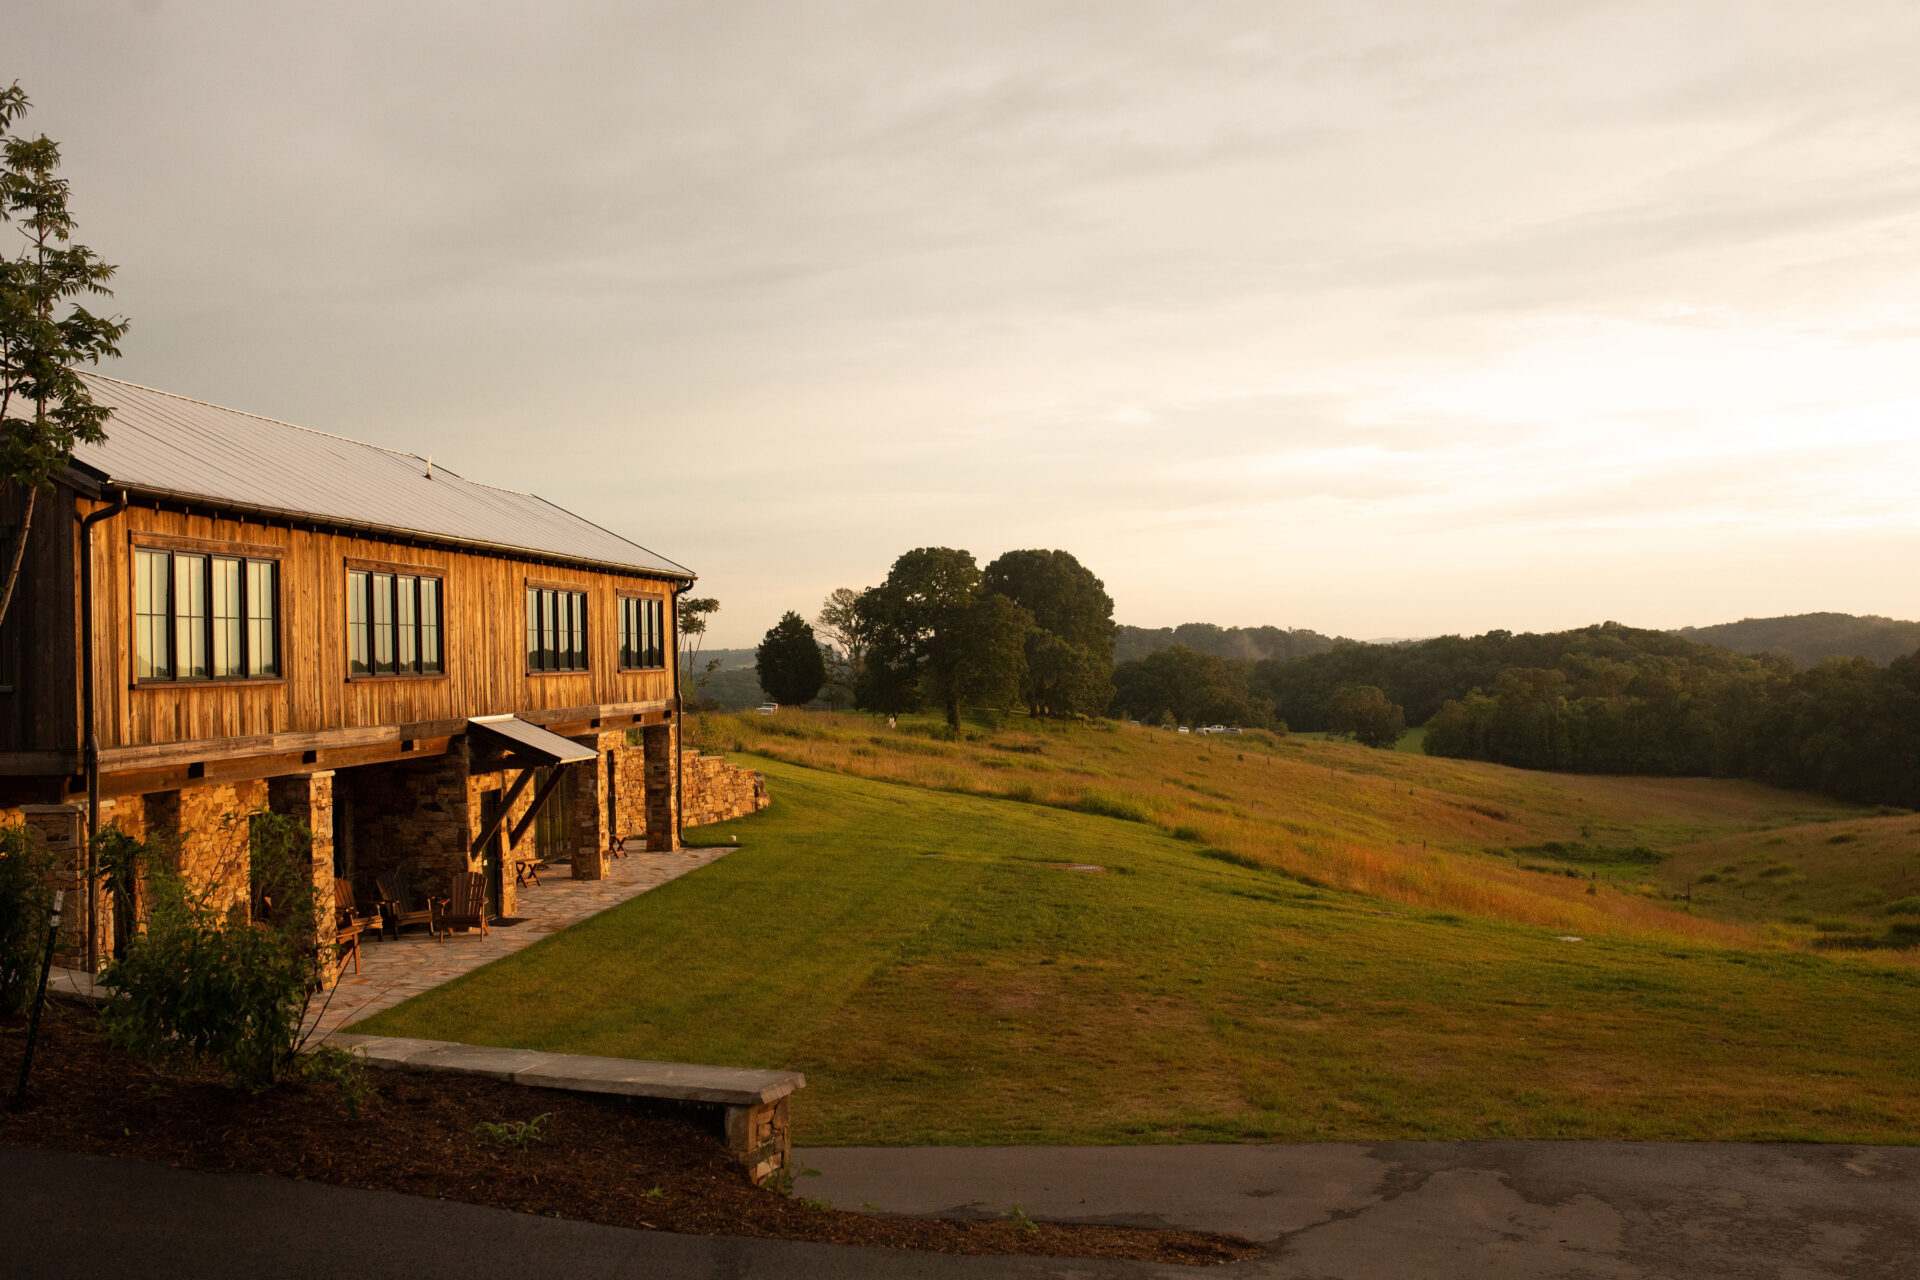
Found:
268,772 -> 339,984
19,803 -> 91,971
567,731 -> 627,880
642,721 -> 678,852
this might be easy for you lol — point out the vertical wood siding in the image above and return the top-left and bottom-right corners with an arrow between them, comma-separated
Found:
82,499 -> 679,750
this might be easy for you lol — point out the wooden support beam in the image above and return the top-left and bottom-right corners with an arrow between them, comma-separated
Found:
508,762 -> 574,850
470,766 -> 538,857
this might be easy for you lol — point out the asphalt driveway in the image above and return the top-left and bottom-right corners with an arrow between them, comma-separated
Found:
7,1140 -> 1917,1278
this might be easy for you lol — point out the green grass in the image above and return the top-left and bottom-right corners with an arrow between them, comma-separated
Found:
360,755 -> 1920,1147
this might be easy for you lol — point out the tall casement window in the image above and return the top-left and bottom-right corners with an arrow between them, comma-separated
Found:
617,595 -> 666,670
133,547 -> 280,682
346,569 -> 444,678
526,585 -> 589,672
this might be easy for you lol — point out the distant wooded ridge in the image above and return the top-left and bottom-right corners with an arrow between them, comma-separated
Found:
1670,613 -> 1920,668
1114,612 -> 1919,669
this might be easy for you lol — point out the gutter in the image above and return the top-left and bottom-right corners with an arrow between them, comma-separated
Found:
77,488 -> 127,972
670,582 -> 684,848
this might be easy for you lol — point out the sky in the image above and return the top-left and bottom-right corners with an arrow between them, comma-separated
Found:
12,1 -> 1920,647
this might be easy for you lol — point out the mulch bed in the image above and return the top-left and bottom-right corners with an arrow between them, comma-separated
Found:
0,1003 -> 1255,1265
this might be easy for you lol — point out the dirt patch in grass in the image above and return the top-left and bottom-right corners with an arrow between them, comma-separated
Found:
0,1005 -> 1253,1266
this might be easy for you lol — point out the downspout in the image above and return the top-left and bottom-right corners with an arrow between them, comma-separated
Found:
78,488 -> 127,973
670,582 -> 684,849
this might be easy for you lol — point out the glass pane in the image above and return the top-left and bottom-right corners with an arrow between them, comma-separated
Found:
570,593 -> 586,669
623,598 -> 637,668
173,554 -> 208,679
211,558 -> 243,678
396,575 -> 418,672
526,587 -> 540,671
372,573 -> 395,674
134,549 -> 169,680
247,560 -> 278,677
541,590 -> 558,670
347,570 -> 370,676
420,578 -> 442,673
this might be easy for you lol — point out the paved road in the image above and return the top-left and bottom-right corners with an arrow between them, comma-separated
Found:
795,1140 -> 1920,1278
8,1141 -> 1919,1278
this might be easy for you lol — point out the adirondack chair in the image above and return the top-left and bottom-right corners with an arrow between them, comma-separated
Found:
374,872 -> 436,939
432,871 -> 490,940
331,877 -> 378,974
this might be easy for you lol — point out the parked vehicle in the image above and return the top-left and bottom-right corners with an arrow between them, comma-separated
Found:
756,703 -> 778,715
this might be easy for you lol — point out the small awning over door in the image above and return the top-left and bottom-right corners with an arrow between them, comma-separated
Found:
466,715 -> 600,765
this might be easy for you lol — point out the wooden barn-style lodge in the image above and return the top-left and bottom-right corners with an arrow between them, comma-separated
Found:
0,373 -> 764,975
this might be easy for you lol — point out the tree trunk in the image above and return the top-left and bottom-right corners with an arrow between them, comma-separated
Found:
945,693 -> 960,731
0,484 -> 36,636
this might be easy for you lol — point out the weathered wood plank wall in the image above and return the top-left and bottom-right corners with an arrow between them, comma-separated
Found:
74,497 -> 678,751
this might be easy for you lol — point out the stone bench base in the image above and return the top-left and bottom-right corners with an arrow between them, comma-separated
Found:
329,1033 -> 803,1185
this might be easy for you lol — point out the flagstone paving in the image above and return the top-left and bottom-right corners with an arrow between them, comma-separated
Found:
309,843 -> 731,1039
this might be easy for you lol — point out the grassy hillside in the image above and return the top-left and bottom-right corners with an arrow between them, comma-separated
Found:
1674,612 -> 1920,667
359,716 -> 1920,1146
686,710 -> 1902,943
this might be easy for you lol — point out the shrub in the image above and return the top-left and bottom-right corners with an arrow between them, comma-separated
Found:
102,809 -> 325,1089
0,825 -> 57,1016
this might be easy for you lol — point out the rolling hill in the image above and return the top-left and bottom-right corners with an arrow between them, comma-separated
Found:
1673,612 -> 1920,667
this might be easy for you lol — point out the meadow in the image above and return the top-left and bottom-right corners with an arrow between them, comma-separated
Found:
359,714 -> 1920,1146
692,710 -> 1912,943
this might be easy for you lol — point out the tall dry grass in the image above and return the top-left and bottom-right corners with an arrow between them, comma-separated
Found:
699,711 -> 1782,946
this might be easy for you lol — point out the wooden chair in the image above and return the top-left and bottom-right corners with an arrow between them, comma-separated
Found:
374,872 -> 436,939
432,871 -> 490,940
331,877 -> 377,974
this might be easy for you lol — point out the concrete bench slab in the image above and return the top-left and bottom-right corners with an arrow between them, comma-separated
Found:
513,1056 -> 801,1107
326,1032 -> 804,1185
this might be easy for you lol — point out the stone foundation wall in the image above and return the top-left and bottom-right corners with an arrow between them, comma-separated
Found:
680,752 -> 770,828
342,751 -> 472,906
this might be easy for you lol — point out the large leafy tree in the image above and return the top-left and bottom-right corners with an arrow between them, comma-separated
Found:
1326,683 -> 1407,749
1,83 -> 127,632
855,547 -> 1030,729
814,586 -> 868,708
983,549 -> 1116,717
755,611 -> 827,707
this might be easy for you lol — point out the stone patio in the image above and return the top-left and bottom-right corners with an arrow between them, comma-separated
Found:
307,842 -> 731,1039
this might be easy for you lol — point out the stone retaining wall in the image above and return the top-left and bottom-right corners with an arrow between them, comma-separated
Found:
680,752 -> 770,827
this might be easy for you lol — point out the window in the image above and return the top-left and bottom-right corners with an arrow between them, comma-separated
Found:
526,585 -> 589,672
618,595 -> 666,669
134,547 -> 279,682
347,569 -> 444,678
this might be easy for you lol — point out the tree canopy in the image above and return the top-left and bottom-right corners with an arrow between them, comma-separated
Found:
1,82 -> 127,632
754,611 -> 827,708
854,547 -> 1031,728
982,548 -> 1115,717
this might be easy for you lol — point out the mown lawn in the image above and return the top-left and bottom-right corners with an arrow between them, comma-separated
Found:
358,756 -> 1920,1146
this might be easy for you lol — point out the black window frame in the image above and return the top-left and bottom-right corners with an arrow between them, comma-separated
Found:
616,593 -> 666,671
346,567 -> 446,680
526,582 -> 590,674
132,545 -> 282,684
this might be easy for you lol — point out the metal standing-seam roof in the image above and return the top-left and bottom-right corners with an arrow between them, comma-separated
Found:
65,373 -> 693,581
